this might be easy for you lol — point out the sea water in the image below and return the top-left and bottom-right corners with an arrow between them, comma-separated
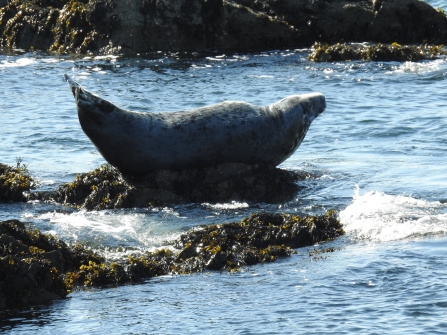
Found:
1,2 -> 447,333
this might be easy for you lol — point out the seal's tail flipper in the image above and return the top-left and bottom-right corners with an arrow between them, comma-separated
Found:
63,74 -> 81,98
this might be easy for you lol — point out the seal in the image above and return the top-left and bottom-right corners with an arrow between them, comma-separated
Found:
64,74 -> 325,175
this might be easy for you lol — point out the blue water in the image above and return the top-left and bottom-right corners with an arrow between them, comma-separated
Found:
1,1 -> 447,332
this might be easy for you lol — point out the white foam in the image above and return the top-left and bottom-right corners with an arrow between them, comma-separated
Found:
40,179 -> 56,185
0,58 -> 36,68
339,185 -> 447,242
36,210 -> 136,234
386,58 -> 445,75
202,201 -> 249,210
24,209 -> 183,249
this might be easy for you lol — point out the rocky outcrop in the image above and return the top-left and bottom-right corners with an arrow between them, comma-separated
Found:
0,211 -> 344,307
1,0 -> 446,54
1,160 -> 309,208
0,219 -> 80,308
309,42 -> 447,62
29,163 -> 309,209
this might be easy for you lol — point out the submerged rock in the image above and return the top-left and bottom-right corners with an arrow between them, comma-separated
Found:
30,163 -> 308,209
0,160 -> 35,202
1,0 -> 446,54
308,42 -> 447,62
0,211 -> 344,308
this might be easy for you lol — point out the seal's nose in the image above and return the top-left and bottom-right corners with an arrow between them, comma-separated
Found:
315,93 -> 326,116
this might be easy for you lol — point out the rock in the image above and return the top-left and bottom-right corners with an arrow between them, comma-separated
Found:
0,211 -> 344,308
255,0 -> 447,46
0,161 -> 35,203
32,163 -> 309,210
0,218 -> 112,308
1,0 -> 446,54
308,42 -> 447,62
72,210 -> 344,284
0,220 -> 68,308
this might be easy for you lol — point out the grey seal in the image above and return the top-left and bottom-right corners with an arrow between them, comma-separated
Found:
64,74 -> 325,175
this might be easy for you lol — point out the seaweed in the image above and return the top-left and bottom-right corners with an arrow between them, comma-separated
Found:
44,163 -> 309,209
0,211 -> 344,308
0,159 -> 35,202
0,0 -> 117,53
308,42 -> 447,62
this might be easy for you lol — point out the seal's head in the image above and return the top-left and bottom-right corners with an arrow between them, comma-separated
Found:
279,92 -> 326,122
267,92 -> 326,163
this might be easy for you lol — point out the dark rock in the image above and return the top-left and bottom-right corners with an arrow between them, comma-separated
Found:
36,163 -> 308,210
0,218 -> 116,308
205,251 -> 228,270
1,0 -> 446,54
168,210 -> 344,272
67,210 -> 344,285
0,220 -> 69,308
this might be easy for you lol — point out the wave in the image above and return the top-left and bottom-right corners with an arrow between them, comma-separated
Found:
0,57 -> 36,68
202,201 -> 249,210
339,185 -> 447,242
23,209 -> 182,251
385,58 -> 446,76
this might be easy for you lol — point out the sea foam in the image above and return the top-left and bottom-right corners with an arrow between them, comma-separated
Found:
339,185 -> 447,242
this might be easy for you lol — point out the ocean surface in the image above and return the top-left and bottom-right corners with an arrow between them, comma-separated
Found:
1,2 -> 447,333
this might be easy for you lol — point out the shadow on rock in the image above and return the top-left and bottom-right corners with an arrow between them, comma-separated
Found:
29,163 -> 310,210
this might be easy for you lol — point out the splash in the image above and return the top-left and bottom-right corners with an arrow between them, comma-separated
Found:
0,58 -> 36,68
202,201 -> 249,210
339,185 -> 447,242
23,209 -> 181,249
386,58 -> 445,75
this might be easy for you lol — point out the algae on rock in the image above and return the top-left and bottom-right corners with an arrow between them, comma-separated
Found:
0,0 -> 117,53
0,160 -> 35,202
44,163 -> 308,210
0,210 -> 344,308
308,42 -> 447,62
2,0 -> 447,54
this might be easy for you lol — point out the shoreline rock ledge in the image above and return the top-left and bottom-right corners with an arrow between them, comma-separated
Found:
1,0 -> 446,55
